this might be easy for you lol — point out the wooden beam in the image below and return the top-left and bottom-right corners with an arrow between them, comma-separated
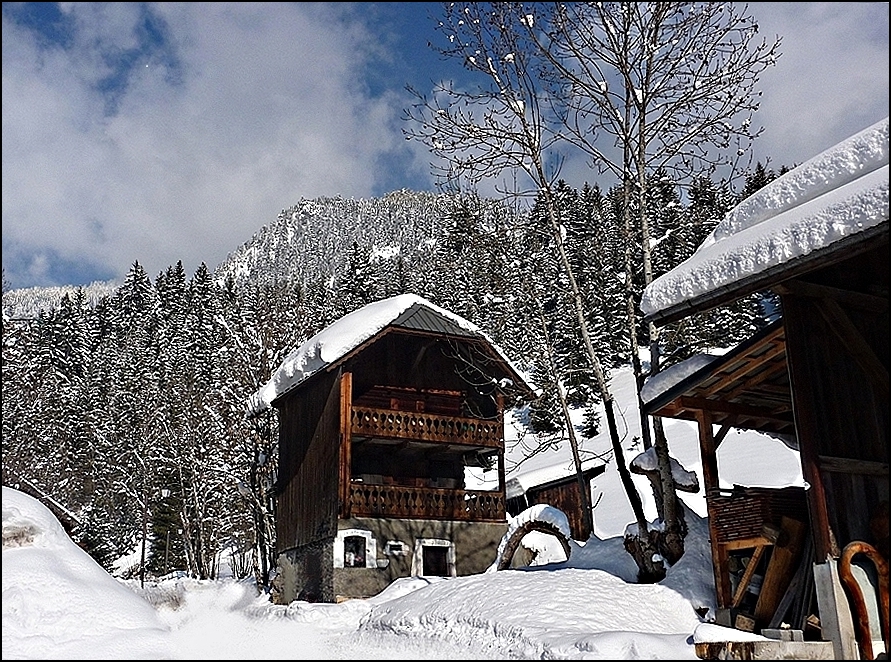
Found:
774,279 -> 888,313
714,423 -> 732,448
706,341 -> 786,395
816,297 -> 889,397
721,536 -> 776,551
817,455 -> 889,476
679,396 -> 793,425
725,359 -> 788,401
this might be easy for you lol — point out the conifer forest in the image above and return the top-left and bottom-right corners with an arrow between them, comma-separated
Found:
2,171 -> 780,587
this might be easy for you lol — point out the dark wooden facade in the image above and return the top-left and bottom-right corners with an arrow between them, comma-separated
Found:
269,304 -> 532,602
644,228 -> 889,645
506,465 -> 606,541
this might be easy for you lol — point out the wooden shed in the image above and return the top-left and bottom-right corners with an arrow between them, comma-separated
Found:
505,461 -> 606,541
640,117 -> 888,659
248,294 -> 533,603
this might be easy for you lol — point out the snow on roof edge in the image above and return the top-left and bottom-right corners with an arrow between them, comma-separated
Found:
707,117 -> 888,247
641,162 -> 889,318
641,116 -> 889,318
505,458 -> 606,499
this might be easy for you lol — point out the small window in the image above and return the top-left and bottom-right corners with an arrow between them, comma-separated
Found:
411,538 -> 456,577
343,535 -> 366,568
422,545 -> 449,576
334,528 -> 377,569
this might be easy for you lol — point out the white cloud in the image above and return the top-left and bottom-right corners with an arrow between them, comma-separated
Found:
2,3 -> 426,288
2,2 -> 887,289
749,2 -> 889,170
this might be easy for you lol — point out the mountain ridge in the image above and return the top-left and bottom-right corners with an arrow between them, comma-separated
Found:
2,189 -> 474,319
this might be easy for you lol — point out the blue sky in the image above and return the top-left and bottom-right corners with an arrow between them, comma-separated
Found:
2,2 -> 888,291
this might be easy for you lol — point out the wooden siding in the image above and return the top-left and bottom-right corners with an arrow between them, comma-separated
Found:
505,467 -> 605,541
344,332 -> 503,419
782,279 -> 888,560
525,481 -> 590,540
353,384 -> 463,416
275,369 -> 342,552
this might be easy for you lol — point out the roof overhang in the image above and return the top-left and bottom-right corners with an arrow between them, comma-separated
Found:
642,319 -> 795,437
269,322 -> 535,409
643,223 -> 888,327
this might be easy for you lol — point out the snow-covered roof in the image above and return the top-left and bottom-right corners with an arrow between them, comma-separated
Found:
505,459 -> 605,501
639,354 -> 720,405
641,116 -> 889,323
246,293 -> 528,415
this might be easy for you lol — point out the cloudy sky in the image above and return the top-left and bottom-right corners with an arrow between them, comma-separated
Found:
2,2 -> 888,291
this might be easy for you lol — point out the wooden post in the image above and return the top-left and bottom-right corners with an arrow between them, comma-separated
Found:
696,409 -> 732,608
780,296 -> 835,561
339,371 -> 353,518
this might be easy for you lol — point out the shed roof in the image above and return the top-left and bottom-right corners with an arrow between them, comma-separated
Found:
247,293 -> 531,415
505,460 -> 606,501
641,319 -> 795,438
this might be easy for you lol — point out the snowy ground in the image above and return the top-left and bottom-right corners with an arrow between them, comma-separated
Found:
3,368 -> 803,660
4,481 -> 777,660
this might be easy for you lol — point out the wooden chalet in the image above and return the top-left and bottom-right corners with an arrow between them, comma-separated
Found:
640,117 -> 889,659
248,294 -> 533,603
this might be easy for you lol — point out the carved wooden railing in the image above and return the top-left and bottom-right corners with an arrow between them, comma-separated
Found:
349,483 -> 505,521
350,406 -> 501,448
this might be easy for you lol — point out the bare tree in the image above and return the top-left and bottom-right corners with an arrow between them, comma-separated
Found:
404,2 -> 655,573
523,1 -> 782,567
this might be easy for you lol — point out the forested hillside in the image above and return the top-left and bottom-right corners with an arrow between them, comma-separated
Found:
1,172 -> 777,587
1,279 -> 120,320
218,189 -> 456,289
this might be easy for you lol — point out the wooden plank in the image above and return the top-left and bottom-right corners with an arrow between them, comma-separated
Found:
713,423 -> 732,448
679,396 -> 793,425
721,536 -> 774,551
732,544 -> 768,608
707,340 -> 786,396
768,535 -> 813,629
818,455 -> 889,476
725,358 -> 787,400
754,517 -> 808,626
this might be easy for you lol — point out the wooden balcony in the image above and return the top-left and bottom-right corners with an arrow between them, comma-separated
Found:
350,406 -> 501,448
348,483 -> 505,522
